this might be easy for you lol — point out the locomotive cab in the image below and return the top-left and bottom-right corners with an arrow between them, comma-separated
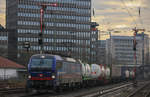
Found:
27,54 -> 57,90
26,54 -> 82,92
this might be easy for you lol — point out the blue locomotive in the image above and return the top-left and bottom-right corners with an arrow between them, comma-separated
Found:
26,54 -> 82,92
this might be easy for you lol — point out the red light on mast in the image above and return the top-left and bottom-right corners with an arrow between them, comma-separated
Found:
40,8 -> 44,33
92,28 -> 96,31
53,3 -> 57,7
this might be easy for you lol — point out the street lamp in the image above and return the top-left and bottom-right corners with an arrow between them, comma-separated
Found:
108,29 -> 113,79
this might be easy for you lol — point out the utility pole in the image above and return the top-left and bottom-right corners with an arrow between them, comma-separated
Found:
142,32 -> 145,78
133,28 -> 137,77
132,27 -> 145,78
82,40 -> 86,63
109,31 -> 112,78
38,3 -> 57,54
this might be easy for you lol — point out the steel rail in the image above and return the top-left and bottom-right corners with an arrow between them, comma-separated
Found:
0,88 -> 25,95
126,81 -> 150,97
75,82 -> 133,97
145,90 -> 150,97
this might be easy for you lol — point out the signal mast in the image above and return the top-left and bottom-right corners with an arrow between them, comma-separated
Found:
38,3 -> 57,54
132,27 -> 145,79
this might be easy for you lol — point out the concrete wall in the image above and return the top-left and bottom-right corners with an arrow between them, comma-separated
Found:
0,68 -> 18,80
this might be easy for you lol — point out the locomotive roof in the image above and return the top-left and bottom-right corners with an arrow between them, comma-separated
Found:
31,54 -> 77,62
63,57 -> 77,62
31,54 -> 63,61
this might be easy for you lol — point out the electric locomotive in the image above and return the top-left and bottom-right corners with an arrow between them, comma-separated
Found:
26,54 -> 82,92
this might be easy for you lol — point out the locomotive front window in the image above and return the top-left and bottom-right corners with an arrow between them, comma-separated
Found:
30,58 -> 53,68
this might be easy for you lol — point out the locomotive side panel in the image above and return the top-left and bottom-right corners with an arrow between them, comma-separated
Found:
57,61 -> 82,84
111,65 -> 121,78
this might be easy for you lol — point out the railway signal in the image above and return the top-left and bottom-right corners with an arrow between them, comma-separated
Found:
23,41 -> 30,52
38,38 -> 43,45
133,37 -> 137,51
132,27 -> 145,80
132,28 -> 145,51
38,3 -> 57,54
38,33 -> 43,45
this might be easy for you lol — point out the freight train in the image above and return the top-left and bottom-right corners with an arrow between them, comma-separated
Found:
26,54 -> 136,92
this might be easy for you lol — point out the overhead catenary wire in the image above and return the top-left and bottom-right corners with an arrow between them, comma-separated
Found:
138,7 -> 145,30
120,0 -> 138,28
129,0 -> 146,32
94,0 -> 144,36
92,0 -> 95,18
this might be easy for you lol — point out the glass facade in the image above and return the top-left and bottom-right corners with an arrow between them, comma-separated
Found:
0,29 -> 8,47
6,0 -> 93,64
0,29 -> 8,59
0,28 -> 17,62
106,35 -> 149,66
90,22 -> 99,63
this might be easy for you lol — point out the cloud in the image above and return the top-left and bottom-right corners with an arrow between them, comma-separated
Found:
95,8 -> 127,15
102,1 -> 123,7
92,15 -> 106,22
0,0 -> 5,27
115,24 -> 130,29
0,13 -> 5,27
0,0 -> 5,12
94,0 -> 150,33
0,0 -> 5,7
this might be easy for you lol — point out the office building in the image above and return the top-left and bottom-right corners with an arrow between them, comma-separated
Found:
97,40 -> 106,64
6,0 -> 92,64
0,25 -> 17,61
106,33 -> 149,67
0,26 -> 8,58
90,22 -> 99,63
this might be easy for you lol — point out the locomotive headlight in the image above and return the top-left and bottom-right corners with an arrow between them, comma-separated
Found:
52,75 -> 55,79
28,75 -> 31,79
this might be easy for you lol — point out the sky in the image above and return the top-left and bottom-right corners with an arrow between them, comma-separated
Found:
0,0 -> 150,39
92,0 -> 150,39
0,0 -> 5,27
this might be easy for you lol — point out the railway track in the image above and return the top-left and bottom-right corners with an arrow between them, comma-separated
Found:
20,81 -> 132,97
74,80 -> 149,97
0,88 -> 25,95
0,80 -> 148,97
74,82 -> 133,97
126,81 -> 150,97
